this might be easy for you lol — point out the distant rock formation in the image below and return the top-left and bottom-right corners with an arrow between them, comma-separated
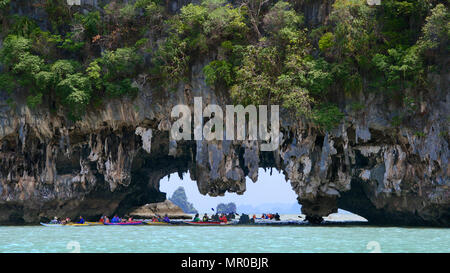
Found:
169,187 -> 198,214
216,203 -> 237,214
128,200 -> 191,219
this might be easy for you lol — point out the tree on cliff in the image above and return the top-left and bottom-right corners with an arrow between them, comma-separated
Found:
169,187 -> 198,214
216,203 -> 237,214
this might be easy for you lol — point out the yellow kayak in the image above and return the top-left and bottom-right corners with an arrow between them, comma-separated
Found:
144,221 -> 170,225
66,223 -> 89,226
86,222 -> 104,226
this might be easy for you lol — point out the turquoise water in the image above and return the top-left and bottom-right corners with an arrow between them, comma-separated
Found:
0,225 -> 448,253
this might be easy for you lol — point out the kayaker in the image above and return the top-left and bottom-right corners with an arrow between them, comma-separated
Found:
63,217 -> 71,225
202,213 -> 209,222
77,216 -> 85,224
50,217 -> 60,224
111,215 -> 120,223
127,217 -> 133,222
163,214 -> 170,223
192,213 -> 200,222
211,214 -> 219,221
238,214 -> 250,224
219,214 -> 227,223
152,216 -> 158,222
99,216 -> 105,223
227,213 -> 235,220
104,216 -> 110,224
275,213 -> 280,221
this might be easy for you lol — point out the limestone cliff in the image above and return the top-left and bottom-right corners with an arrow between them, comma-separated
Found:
0,57 -> 448,226
0,0 -> 448,226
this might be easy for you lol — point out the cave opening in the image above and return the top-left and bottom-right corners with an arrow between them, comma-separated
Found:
160,168 -> 301,215
100,128 -> 367,224
158,168 -> 367,223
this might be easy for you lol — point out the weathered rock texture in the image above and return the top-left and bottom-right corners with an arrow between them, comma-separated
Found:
1,57 -> 448,226
0,1 -> 448,226
128,200 -> 191,219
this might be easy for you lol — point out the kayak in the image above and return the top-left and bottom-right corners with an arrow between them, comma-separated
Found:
86,222 -> 104,226
66,223 -> 89,226
40,222 -> 89,227
144,221 -> 170,225
185,221 -> 232,226
40,222 -> 63,227
104,221 -> 143,225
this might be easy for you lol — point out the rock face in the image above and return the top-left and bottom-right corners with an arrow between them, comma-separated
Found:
0,58 -> 448,226
0,1 -> 448,226
128,200 -> 191,219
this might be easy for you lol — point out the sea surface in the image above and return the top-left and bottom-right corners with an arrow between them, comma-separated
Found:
0,224 -> 448,253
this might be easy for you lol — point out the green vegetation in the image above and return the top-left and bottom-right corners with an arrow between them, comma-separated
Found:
319,32 -> 335,52
312,104 -> 345,131
152,0 -> 248,87
0,0 -> 448,130
414,131 -> 426,138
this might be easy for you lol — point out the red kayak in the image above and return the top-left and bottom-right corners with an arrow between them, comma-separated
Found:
104,221 -> 143,225
185,221 -> 232,226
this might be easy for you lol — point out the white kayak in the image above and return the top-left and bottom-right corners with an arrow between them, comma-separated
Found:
40,222 -> 64,227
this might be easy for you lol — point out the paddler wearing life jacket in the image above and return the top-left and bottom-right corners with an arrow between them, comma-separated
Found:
219,214 -> 228,223
193,213 -> 200,222
202,213 -> 209,222
212,213 -> 219,221
274,213 -> 280,221
163,214 -> 170,223
77,216 -> 85,224
111,215 -> 121,223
